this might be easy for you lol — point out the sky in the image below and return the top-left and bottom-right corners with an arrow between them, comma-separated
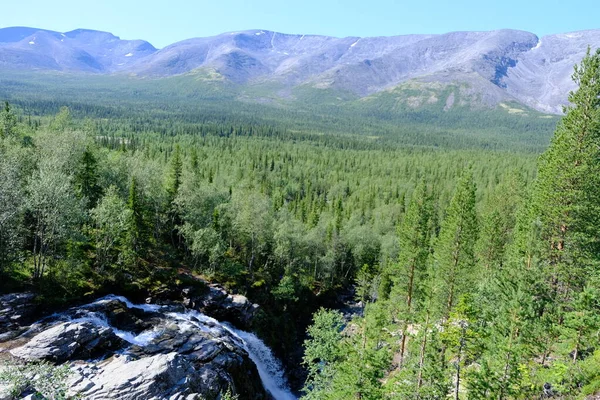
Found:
2,0 -> 598,48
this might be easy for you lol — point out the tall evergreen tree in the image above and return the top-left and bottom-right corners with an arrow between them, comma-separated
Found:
1,101 -> 17,138
74,145 -> 102,208
125,176 -> 148,266
167,144 -> 183,201
327,303 -> 390,400
167,144 -> 183,245
529,47 -> 600,300
433,170 -> 479,319
388,181 -> 433,364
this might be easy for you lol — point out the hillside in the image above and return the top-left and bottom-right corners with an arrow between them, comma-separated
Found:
1,26 -> 600,113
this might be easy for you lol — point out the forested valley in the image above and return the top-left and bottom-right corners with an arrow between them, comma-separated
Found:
1,45 -> 600,399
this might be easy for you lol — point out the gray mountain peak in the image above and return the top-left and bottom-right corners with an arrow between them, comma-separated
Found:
0,26 -> 599,113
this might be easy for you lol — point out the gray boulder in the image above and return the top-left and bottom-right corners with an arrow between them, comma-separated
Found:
0,293 -> 38,341
182,285 -> 260,330
68,353 -> 203,400
68,349 -> 264,400
10,321 -> 125,362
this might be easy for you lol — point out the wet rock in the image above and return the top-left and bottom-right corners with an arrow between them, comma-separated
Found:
0,293 -> 38,339
10,321 -> 125,362
68,353 -> 204,400
84,299 -> 161,333
1,295 -> 272,399
146,274 -> 260,329
191,285 -> 260,330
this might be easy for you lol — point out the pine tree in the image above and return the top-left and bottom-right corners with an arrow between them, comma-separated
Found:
1,101 -> 17,138
74,145 -> 102,208
167,144 -> 183,201
433,170 -> 479,319
328,303 -> 390,400
529,47 -> 600,301
503,47 -> 600,397
388,181 -> 433,365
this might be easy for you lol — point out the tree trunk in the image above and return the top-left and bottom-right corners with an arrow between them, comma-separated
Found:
399,259 -> 417,365
416,312 -> 430,394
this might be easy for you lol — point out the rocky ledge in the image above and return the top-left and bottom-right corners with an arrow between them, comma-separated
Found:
148,276 -> 261,330
0,294 -> 290,399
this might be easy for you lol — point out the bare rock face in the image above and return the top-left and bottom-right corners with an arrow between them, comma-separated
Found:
10,321 -> 125,363
503,30 -> 600,113
0,27 -> 156,73
69,353 -> 213,400
147,275 -> 260,330
2,26 -> 600,113
183,284 -> 260,330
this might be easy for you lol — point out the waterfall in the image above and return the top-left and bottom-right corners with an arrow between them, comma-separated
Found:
225,325 -> 298,400
167,308 -> 298,400
81,295 -> 298,400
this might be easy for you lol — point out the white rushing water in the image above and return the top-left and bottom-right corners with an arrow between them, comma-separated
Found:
226,325 -> 298,400
168,309 -> 297,400
70,311 -> 164,347
76,295 -> 298,400
90,294 -> 163,313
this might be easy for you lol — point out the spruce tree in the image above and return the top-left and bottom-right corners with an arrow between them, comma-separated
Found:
167,144 -> 183,245
1,101 -> 17,138
125,176 -> 147,266
74,145 -> 102,208
167,144 -> 183,201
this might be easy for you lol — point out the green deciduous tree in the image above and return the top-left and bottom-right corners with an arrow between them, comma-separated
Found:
28,160 -> 83,279
302,308 -> 344,400
0,148 -> 25,272
91,185 -> 131,272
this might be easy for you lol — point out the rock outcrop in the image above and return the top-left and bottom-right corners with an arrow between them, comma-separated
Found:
10,321 -> 125,363
147,275 -> 260,330
68,353 -> 238,400
0,293 -> 38,342
182,284 -> 260,330
1,296 -> 270,399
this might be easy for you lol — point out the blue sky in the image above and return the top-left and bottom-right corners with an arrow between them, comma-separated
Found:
2,0 -> 598,48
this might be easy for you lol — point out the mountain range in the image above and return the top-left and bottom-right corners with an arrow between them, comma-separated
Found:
1,26 -> 599,114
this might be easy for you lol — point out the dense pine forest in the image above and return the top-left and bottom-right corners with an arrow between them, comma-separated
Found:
300,48 -> 600,399
1,42 -> 599,398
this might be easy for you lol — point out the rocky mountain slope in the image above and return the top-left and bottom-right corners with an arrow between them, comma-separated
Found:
1,26 -> 599,113
0,27 -> 156,72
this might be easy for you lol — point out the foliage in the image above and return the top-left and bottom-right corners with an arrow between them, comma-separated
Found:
0,47 -> 598,400
0,360 -> 73,400
300,48 -> 600,399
